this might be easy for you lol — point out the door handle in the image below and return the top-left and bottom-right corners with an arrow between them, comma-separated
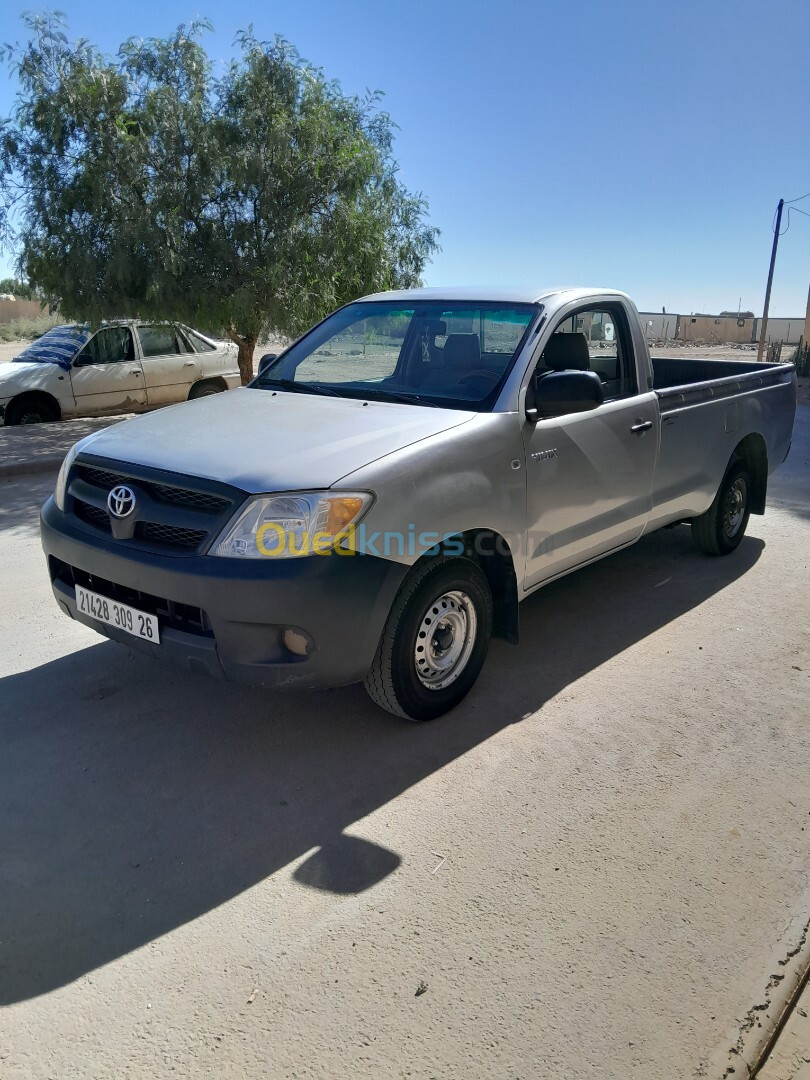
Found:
630,419 -> 653,433
129,369 -> 142,376
183,360 -> 196,367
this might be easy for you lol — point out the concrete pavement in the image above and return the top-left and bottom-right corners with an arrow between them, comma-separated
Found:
0,415 -> 130,477
0,415 -> 807,1079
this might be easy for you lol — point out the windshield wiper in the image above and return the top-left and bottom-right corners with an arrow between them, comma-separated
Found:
353,387 -> 439,408
260,378 -> 340,398
259,378 -> 439,407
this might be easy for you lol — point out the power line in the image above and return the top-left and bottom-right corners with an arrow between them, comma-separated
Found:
774,203 -> 810,235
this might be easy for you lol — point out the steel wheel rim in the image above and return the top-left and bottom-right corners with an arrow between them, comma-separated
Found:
723,477 -> 747,538
19,411 -> 44,425
414,589 -> 477,691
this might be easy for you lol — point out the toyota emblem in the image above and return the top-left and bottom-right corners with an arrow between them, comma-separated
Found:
107,485 -> 137,518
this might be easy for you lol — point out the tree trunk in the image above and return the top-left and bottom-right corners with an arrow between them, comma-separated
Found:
236,338 -> 256,385
226,328 -> 257,385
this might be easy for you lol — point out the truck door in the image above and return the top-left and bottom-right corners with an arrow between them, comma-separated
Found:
135,324 -> 201,405
70,326 -> 146,416
522,303 -> 659,590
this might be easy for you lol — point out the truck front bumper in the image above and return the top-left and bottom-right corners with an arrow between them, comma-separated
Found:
40,497 -> 408,689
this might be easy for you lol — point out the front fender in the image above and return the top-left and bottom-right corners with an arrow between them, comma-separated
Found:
0,364 -> 65,399
335,413 -> 528,572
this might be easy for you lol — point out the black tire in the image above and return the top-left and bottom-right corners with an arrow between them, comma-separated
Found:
364,557 -> 493,721
188,379 -> 226,400
4,395 -> 59,425
691,463 -> 751,555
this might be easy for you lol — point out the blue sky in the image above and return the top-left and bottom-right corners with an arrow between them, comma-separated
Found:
1,0 -> 809,316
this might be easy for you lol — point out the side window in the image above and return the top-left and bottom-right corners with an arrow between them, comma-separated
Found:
185,329 -> 216,353
175,329 -> 195,354
139,325 -> 184,358
76,327 -> 134,365
540,307 -> 636,400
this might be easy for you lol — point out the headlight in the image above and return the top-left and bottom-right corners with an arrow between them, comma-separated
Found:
54,447 -> 76,511
211,491 -> 373,559
54,431 -> 105,510
53,442 -> 82,510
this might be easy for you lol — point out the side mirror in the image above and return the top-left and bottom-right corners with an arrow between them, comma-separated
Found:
73,352 -> 92,368
257,353 -> 278,377
526,370 -> 604,422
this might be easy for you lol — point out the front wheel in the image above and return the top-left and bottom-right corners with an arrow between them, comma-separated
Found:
4,397 -> 59,425
691,463 -> 751,555
364,557 -> 493,721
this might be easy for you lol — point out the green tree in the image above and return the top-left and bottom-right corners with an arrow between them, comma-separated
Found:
0,15 -> 439,381
0,276 -> 39,299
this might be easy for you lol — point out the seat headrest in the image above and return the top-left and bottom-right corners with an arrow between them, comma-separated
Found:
542,332 -> 590,371
442,333 -> 480,370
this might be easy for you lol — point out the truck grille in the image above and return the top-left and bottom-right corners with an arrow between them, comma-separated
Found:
67,456 -> 244,555
75,502 -> 112,532
49,557 -> 213,637
77,465 -> 230,512
139,522 -> 208,549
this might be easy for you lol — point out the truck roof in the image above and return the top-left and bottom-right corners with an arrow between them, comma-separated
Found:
358,286 -> 633,306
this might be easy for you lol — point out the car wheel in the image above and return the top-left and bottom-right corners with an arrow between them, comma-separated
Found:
4,397 -> 59,425
188,380 -> 226,400
364,557 -> 493,721
691,463 -> 751,555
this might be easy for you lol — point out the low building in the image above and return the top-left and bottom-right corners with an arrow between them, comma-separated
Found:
678,314 -> 754,344
638,310 -> 805,345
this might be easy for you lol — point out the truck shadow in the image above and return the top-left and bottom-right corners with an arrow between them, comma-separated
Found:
0,526 -> 763,1004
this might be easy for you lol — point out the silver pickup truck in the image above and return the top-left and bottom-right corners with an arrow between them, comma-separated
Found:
41,287 -> 797,721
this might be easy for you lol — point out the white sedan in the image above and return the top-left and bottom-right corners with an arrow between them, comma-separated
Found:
0,321 -> 242,425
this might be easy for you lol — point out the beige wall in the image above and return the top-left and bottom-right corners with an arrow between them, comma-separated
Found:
678,315 -> 754,343
0,299 -> 50,324
760,317 -> 803,344
638,312 -> 678,340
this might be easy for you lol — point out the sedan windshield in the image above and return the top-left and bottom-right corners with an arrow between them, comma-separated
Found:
255,300 -> 538,410
13,325 -> 90,371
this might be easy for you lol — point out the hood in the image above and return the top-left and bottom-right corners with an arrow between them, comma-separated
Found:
80,387 -> 476,492
0,359 -> 60,394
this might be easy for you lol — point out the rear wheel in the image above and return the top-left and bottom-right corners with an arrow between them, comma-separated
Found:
4,396 -> 59,425
364,557 -> 493,721
188,379 -> 226,400
691,463 -> 751,555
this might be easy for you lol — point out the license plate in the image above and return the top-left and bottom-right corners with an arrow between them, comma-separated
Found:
75,584 -> 160,644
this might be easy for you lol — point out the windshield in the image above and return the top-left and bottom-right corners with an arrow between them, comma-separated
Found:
254,300 -> 538,410
13,325 -> 90,371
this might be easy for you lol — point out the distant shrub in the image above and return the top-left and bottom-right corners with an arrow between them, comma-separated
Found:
0,313 -> 62,343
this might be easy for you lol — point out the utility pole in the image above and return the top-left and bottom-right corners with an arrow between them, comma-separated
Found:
757,198 -> 784,362
803,281 -> 810,347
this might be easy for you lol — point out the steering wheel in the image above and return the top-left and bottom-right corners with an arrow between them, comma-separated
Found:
457,369 -> 501,392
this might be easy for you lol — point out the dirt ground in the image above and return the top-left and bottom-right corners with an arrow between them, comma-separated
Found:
647,342 -> 759,360
0,340 -> 25,365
